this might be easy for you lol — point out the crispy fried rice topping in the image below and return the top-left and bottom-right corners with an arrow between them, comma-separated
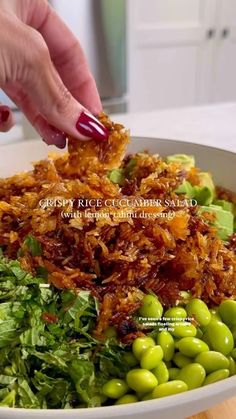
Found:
0,114 -> 235,339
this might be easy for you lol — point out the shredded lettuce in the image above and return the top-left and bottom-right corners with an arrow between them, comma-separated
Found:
0,256 -> 130,409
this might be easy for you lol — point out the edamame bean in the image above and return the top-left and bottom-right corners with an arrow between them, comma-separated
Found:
123,352 -> 139,367
195,351 -> 230,373
186,299 -> 211,327
219,300 -> 236,326
102,379 -> 129,399
132,336 -> 155,360
139,295 -> 163,319
231,348 -> 236,360
231,325 -> 236,344
202,330 -> 212,348
176,363 -> 206,389
152,361 -> 169,384
203,369 -> 230,386
152,380 -> 188,398
206,321 -> 234,355
115,394 -> 138,405
140,345 -> 163,370
157,331 -> 175,361
227,356 -> 236,376
141,392 -> 153,401
168,368 -> 180,380
178,291 -> 191,305
178,337 -> 209,357
126,369 -> 158,393
174,339 -> 181,350
164,307 -> 187,320
209,308 -> 221,321
171,322 -> 197,338
196,328 -> 203,339
173,352 -> 192,368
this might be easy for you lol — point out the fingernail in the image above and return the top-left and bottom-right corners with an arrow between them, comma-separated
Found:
0,109 -> 10,123
49,125 -> 67,148
56,139 -> 67,149
42,125 -> 67,148
76,111 -> 109,141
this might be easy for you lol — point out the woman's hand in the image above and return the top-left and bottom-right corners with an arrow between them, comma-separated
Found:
0,0 -> 108,147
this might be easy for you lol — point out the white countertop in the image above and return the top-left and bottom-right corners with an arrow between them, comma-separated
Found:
1,102 -> 236,152
114,102 -> 236,153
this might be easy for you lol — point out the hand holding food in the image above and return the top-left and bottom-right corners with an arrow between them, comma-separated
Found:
0,0 -> 107,146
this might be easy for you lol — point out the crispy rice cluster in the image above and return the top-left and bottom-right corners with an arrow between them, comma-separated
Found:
0,114 -> 235,341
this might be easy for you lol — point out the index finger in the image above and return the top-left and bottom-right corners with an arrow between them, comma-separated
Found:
28,0 -> 102,115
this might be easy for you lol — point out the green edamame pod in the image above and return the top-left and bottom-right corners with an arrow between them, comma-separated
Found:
126,369 -> 158,393
206,321 -> 234,355
227,356 -> 236,376
140,345 -> 163,370
195,351 -> 229,373
176,363 -> 206,389
170,322 -> 197,338
231,325 -> 236,344
186,299 -> 211,327
178,291 -> 192,306
219,300 -> 236,326
168,367 -> 180,380
152,361 -> 169,384
139,295 -> 163,319
203,369 -> 230,386
209,308 -> 221,322
141,392 -> 153,401
173,352 -> 192,368
102,379 -> 129,399
152,380 -> 188,398
164,307 -> 187,321
115,394 -> 138,405
132,336 -> 155,360
196,328 -> 204,339
178,337 -> 209,357
231,348 -> 236,360
157,331 -> 175,362
202,330 -> 212,348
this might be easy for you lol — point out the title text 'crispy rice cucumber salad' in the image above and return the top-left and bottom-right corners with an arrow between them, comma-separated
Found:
0,115 -> 235,409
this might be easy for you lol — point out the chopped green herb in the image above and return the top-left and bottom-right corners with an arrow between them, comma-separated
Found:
22,235 -> 42,257
0,256 -> 129,409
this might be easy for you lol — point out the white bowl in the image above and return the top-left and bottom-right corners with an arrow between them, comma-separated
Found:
0,137 -> 235,419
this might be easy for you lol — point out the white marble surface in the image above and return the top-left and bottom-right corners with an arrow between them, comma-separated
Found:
113,102 -> 236,153
1,102 -> 236,152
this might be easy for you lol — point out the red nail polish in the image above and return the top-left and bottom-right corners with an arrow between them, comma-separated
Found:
0,110 -> 10,123
76,111 -> 109,141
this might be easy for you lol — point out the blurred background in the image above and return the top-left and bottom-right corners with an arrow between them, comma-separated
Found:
1,0 -> 236,139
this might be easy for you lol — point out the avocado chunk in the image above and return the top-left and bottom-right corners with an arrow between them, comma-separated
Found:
176,172 -> 215,205
198,172 -> 215,191
108,169 -> 125,186
198,204 -> 234,241
166,154 -> 195,170
192,186 -> 213,206
213,199 -> 234,213
175,180 -> 195,198
193,172 -> 215,205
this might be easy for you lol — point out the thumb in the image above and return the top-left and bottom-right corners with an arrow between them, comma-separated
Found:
21,30 -> 108,142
